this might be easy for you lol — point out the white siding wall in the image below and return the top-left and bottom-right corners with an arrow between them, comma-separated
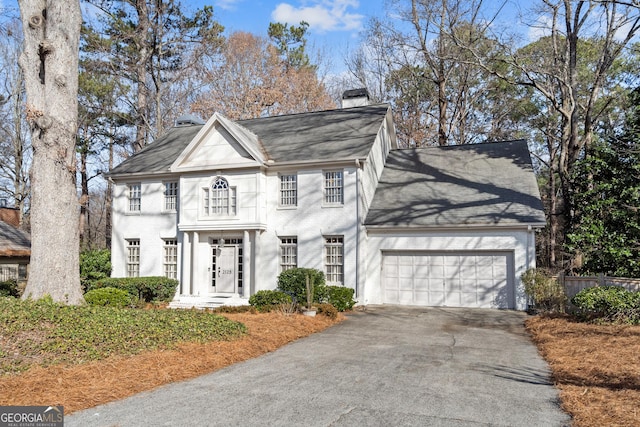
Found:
364,228 -> 537,310
259,166 -> 360,293
111,179 -> 179,278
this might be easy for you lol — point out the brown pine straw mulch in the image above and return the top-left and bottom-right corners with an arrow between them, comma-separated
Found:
525,315 -> 640,427
0,312 -> 343,414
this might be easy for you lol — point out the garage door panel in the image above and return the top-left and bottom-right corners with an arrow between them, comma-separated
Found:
382,251 -> 514,309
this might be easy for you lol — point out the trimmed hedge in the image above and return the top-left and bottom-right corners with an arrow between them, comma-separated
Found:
324,286 -> 355,312
277,268 -> 326,304
249,290 -> 292,312
572,286 -> 640,324
87,276 -> 177,303
80,249 -> 111,289
84,287 -> 136,308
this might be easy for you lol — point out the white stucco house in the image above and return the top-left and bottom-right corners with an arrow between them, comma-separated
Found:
107,90 -> 546,310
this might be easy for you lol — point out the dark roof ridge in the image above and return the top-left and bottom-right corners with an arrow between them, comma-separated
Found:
238,103 -> 389,124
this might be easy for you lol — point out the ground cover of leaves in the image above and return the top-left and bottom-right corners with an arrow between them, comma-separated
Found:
526,315 -> 640,427
0,311 -> 342,414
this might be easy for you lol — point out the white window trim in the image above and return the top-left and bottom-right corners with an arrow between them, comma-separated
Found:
278,173 -> 298,208
163,181 -> 178,212
163,238 -> 178,280
127,183 -> 141,213
324,236 -> 344,285
323,170 -> 344,206
126,239 -> 140,277
279,237 -> 298,272
202,176 -> 237,218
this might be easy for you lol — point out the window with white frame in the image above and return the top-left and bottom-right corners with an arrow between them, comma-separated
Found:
324,236 -> 344,284
163,239 -> 178,279
126,239 -> 140,277
164,182 -> 178,211
324,171 -> 343,205
128,184 -> 141,212
280,237 -> 297,271
203,177 -> 236,216
279,174 -> 297,206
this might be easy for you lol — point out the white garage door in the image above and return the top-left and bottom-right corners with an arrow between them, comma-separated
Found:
382,252 -> 514,309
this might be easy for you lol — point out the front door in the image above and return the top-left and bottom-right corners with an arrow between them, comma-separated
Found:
213,246 -> 236,293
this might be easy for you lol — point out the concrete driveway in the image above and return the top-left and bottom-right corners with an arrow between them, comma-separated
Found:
66,306 -> 570,426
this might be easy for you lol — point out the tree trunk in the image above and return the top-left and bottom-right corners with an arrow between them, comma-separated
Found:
18,0 -> 83,304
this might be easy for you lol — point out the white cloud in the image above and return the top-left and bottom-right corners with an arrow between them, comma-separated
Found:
271,0 -> 364,33
216,0 -> 244,11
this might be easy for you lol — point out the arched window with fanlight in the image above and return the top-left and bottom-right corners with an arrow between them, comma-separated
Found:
203,177 -> 236,216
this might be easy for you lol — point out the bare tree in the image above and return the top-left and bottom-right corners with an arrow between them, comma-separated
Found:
0,20 -> 30,224
18,0 -> 83,303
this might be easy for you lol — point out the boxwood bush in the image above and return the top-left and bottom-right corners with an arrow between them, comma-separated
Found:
521,268 -> 566,313
84,287 -> 136,308
249,290 -> 292,312
572,286 -> 640,324
86,277 -> 177,303
325,286 -> 355,311
277,268 -> 326,304
80,249 -> 111,290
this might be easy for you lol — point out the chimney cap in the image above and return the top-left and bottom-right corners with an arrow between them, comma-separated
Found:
342,88 -> 370,100
176,114 -> 205,126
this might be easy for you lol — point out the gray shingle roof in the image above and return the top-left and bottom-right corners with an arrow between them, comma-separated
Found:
108,104 -> 390,176
365,140 -> 546,228
0,221 -> 31,257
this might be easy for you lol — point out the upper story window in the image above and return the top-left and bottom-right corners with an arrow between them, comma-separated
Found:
128,184 -> 141,212
279,174 -> 297,207
164,182 -> 178,211
203,177 -> 236,216
324,171 -> 343,205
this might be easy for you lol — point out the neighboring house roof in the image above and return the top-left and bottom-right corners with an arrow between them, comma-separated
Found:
0,221 -> 31,257
365,140 -> 547,228
108,104 -> 391,177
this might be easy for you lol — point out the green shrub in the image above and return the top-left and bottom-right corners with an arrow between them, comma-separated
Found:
521,269 -> 566,313
572,286 -> 640,323
277,268 -> 326,304
87,277 -> 177,303
84,287 -> 136,308
324,286 -> 355,311
249,290 -> 292,312
80,249 -> 111,290
315,303 -> 338,319
210,305 -> 256,314
0,280 -> 20,298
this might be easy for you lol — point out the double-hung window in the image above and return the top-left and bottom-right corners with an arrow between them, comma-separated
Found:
128,184 -> 141,212
164,182 -> 178,211
324,171 -> 343,205
324,236 -> 344,285
279,174 -> 297,207
203,177 -> 236,216
126,239 -> 140,277
163,239 -> 178,279
280,237 -> 297,272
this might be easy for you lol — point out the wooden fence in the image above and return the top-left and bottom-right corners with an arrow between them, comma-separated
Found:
556,273 -> 640,299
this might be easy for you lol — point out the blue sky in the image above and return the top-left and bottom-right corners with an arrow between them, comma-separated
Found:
0,0 -> 531,74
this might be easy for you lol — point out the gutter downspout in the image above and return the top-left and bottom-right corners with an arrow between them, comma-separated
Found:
355,159 -> 361,299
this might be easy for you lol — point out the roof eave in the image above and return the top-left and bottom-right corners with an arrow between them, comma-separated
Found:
364,222 -> 547,232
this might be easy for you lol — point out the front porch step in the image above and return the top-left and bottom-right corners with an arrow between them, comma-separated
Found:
169,294 -> 249,310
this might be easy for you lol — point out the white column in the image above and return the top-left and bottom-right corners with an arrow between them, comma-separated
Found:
243,230 -> 251,299
180,232 -> 192,295
192,231 -> 199,296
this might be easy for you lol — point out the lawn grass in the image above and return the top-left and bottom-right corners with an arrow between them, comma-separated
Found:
526,315 -> 640,427
0,296 -> 247,375
0,298 -> 343,413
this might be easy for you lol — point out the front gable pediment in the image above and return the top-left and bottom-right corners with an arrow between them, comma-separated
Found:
171,113 -> 267,172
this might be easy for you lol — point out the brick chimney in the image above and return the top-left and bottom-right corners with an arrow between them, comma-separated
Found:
0,207 -> 20,228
